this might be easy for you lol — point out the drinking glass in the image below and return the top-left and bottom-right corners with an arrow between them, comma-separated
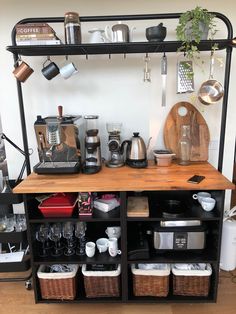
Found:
75,221 -> 87,255
5,214 -> 16,232
15,214 -> 27,231
49,223 -> 63,256
36,225 -> 49,257
63,222 -> 75,256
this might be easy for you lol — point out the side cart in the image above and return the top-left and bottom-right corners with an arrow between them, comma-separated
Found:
0,180 -> 31,289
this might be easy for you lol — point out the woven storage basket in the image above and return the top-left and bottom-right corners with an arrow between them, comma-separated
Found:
172,264 -> 212,296
37,264 -> 79,300
82,264 -> 121,298
131,264 -> 170,297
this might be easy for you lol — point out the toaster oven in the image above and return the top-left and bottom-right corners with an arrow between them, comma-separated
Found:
153,223 -> 206,251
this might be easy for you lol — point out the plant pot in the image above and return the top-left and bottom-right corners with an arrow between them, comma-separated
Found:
185,21 -> 209,41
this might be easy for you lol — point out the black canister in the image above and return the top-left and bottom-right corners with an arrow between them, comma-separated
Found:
64,12 -> 82,44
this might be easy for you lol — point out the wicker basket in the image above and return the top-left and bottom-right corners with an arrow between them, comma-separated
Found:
172,264 -> 212,296
131,264 -> 170,297
82,264 -> 121,298
37,264 -> 79,300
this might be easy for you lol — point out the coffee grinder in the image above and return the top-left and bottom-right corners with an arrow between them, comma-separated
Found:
82,115 -> 102,174
106,123 -> 124,168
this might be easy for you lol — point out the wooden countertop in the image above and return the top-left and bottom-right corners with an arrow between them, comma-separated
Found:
13,161 -> 235,194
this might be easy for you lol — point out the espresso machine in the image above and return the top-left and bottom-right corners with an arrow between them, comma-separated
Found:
82,115 -> 102,174
33,106 -> 83,174
106,123 -> 124,168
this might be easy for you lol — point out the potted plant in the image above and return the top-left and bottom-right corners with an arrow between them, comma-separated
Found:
176,6 -> 217,60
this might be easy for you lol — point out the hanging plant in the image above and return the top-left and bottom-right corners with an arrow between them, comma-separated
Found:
176,6 -> 218,60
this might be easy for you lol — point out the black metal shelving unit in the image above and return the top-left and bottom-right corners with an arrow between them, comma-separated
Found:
6,12 -> 235,304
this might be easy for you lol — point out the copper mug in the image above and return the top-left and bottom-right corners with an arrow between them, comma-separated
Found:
13,60 -> 34,82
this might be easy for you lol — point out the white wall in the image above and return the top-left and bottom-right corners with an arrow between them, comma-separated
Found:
0,0 -> 235,209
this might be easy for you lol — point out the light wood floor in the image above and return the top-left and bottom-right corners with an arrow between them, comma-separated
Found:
0,270 -> 236,314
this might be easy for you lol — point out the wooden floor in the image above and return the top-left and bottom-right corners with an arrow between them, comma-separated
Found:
0,270 -> 236,314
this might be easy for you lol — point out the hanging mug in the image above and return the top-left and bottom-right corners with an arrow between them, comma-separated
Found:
41,56 -> 60,80
13,57 -> 34,83
60,56 -> 78,79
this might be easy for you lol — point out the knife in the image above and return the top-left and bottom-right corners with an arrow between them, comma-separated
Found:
161,53 -> 167,107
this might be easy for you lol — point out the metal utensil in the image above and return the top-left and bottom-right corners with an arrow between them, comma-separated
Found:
143,53 -> 151,82
198,51 -> 224,105
177,57 -> 194,93
161,53 -> 167,107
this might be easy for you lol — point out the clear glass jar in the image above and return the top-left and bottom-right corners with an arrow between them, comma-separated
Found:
64,12 -> 81,44
1,176 -> 12,193
178,124 -> 191,165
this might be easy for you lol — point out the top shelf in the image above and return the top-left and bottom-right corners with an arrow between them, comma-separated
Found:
6,39 -> 232,57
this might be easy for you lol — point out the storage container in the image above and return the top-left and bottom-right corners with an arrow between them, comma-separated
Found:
172,263 -> 212,296
82,264 -> 121,298
38,193 -> 77,217
131,264 -> 170,297
37,264 -> 79,300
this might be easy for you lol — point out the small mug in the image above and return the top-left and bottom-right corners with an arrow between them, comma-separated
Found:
105,226 -> 121,239
192,192 -> 211,204
201,197 -> 216,212
108,237 -> 121,257
60,62 -> 78,79
42,58 -> 60,80
85,241 -> 96,258
96,238 -> 109,253
88,28 -> 105,43
13,60 -> 34,82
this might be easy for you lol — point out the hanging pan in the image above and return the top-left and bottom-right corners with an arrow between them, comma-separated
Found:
198,51 -> 224,105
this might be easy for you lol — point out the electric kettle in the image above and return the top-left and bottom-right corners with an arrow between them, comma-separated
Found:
122,132 -> 149,168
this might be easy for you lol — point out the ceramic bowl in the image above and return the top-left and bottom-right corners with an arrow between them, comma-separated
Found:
153,149 -> 175,167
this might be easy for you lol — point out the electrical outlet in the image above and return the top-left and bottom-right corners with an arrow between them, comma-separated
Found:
209,140 -> 218,150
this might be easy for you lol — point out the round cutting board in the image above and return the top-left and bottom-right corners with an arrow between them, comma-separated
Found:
163,102 -> 210,161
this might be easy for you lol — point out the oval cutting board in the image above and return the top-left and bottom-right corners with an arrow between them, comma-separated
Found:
163,102 -> 210,161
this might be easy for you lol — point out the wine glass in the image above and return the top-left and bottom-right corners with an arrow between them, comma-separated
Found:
75,221 -> 87,256
36,225 -> 48,257
49,223 -> 63,256
63,222 -> 75,256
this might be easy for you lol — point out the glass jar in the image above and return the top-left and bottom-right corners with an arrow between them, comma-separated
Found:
178,124 -> 191,165
64,12 -> 81,44
1,176 -> 12,193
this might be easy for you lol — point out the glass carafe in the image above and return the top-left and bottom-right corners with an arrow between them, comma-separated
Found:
178,124 -> 191,165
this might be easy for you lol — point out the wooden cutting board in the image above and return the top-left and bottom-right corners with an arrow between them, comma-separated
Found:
163,102 -> 210,161
127,196 -> 149,217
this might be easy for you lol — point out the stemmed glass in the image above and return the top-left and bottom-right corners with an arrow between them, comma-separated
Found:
75,221 -> 87,256
36,224 -> 49,257
49,223 -> 63,256
63,222 -> 75,256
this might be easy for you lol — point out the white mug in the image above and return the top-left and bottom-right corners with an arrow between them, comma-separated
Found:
108,237 -> 121,257
192,192 -> 211,204
60,62 -> 78,79
105,226 -> 121,239
201,197 -> 216,212
96,238 -> 109,253
88,28 -> 105,43
85,241 -> 96,258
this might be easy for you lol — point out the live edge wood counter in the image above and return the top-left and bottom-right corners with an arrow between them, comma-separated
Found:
13,161 -> 235,194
